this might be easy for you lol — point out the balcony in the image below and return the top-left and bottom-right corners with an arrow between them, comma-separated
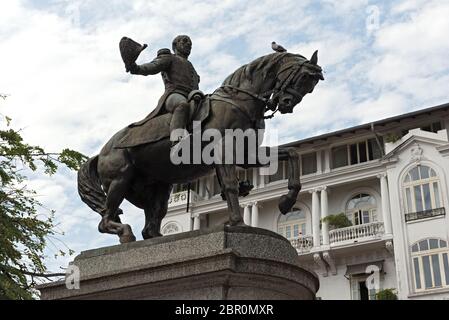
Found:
405,207 -> 446,222
290,236 -> 314,254
329,222 -> 385,245
168,190 -> 202,208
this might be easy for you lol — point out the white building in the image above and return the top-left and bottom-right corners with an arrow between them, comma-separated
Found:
160,103 -> 449,300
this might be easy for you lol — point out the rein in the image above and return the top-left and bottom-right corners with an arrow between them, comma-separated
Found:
215,59 -> 308,120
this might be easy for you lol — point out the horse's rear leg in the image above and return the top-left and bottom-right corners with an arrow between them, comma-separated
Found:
100,170 -> 136,243
142,183 -> 172,239
216,164 -> 244,226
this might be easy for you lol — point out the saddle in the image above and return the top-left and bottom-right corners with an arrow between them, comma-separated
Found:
115,93 -> 210,149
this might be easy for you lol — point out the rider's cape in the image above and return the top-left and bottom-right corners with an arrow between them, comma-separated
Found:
129,87 -> 190,127
114,95 -> 211,149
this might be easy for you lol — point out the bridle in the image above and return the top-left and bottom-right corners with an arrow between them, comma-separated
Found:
215,59 -> 309,119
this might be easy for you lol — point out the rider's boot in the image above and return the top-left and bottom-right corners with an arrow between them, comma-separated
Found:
170,102 -> 190,149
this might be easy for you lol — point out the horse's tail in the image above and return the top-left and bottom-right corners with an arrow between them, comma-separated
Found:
77,155 -> 106,216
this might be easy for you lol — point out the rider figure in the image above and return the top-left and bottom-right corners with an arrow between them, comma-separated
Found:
128,35 -> 200,144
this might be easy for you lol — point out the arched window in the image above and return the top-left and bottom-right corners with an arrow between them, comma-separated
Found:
403,165 -> 442,215
346,193 -> 377,225
278,208 -> 306,239
411,238 -> 449,291
161,222 -> 182,235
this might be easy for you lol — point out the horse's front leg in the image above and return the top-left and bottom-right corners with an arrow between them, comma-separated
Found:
215,164 -> 244,226
277,147 -> 301,214
241,146 -> 301,214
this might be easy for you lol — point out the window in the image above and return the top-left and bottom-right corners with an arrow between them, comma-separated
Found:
403,165 -> 443,219
301,152 -> 317,175
268,163 -> 285,183
172,183 -> 188,193
411,238 -> 449,292
283,152 -> 317,178
346,193 -> 377,225
402,121 -> 444,136
172,181 -> 201,194
161,222 -> 182,235
331,138 -> 382,169
421,121 -> 443,133
238,168 -> 255,188
332,145 -> 348,168
350,275 -> 377,300
278,208 -> 307,240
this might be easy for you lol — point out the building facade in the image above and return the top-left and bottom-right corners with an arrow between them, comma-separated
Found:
160,103 -> 449,300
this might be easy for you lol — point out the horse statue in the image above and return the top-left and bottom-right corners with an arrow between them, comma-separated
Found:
78,48 -> 324,243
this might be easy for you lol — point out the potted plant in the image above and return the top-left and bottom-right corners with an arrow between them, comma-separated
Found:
321,213 -> 352,230
375,288 -> 398,300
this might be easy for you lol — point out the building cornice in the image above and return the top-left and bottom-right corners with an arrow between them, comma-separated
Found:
186,160 -> 387,215
384,134 -> 448,160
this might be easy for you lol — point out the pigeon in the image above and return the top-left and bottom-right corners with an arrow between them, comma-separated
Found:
271,41 -> 287,52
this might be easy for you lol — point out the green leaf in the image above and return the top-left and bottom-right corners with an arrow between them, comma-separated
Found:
0,112 -> 83,299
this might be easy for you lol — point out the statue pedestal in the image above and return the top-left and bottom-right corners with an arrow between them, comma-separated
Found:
39,225 -> 319,300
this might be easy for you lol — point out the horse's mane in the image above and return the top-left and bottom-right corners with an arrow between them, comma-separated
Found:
222,52 -> 307,87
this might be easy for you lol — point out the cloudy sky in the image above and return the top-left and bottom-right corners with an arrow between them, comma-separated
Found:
1,0 -> 449,272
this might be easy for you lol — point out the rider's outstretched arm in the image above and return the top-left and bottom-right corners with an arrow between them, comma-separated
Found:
129,55 -> 171,76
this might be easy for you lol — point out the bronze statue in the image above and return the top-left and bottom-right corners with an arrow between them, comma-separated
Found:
78,37 -> 324,243
126,35 -> 200,145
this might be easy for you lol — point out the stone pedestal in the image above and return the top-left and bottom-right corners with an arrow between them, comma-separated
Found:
39,225 -> 319,300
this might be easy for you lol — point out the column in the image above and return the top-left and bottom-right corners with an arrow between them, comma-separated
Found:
193,214 -> 201,231
310,189 -> 321,247
320,187 -> 329,245
316,150 -> 323,174
252,168 -> 258,189
324,149 -> 331,173
445,118 -> 449,141
251,202 -> 259,227
199,178 -> 206,198
378,173 -> 393,235
259,168 -> 266,188
243,204 -> 251,226
206,176 -> 213,199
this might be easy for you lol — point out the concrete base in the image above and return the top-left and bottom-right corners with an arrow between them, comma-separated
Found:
39,225 -> 319,300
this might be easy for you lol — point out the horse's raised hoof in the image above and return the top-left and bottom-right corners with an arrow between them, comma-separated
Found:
119,224 -> 137,243
279,194 -> 296,214
119,233 -> 136,243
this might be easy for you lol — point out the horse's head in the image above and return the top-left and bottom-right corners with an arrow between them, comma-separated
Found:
273,51 -> 324,114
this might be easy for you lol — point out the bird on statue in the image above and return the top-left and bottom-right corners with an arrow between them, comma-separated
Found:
271,41 -> 287,52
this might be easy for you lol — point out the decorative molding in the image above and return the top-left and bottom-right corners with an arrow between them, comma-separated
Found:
410,143 -> 424,163
384,135 -> 446,161
308,188 -> 320,194
313,253 -> 328,277
322,251 -> 337,275
376,172 -> 387,179
436,144 -> 449,157
385,240 -> 394,255
161,221 -> 182,235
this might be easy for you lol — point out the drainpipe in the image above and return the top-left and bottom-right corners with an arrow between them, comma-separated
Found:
371,122 -> 385,157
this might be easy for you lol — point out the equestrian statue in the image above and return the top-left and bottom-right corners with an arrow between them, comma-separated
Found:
77,35 -> 324,243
